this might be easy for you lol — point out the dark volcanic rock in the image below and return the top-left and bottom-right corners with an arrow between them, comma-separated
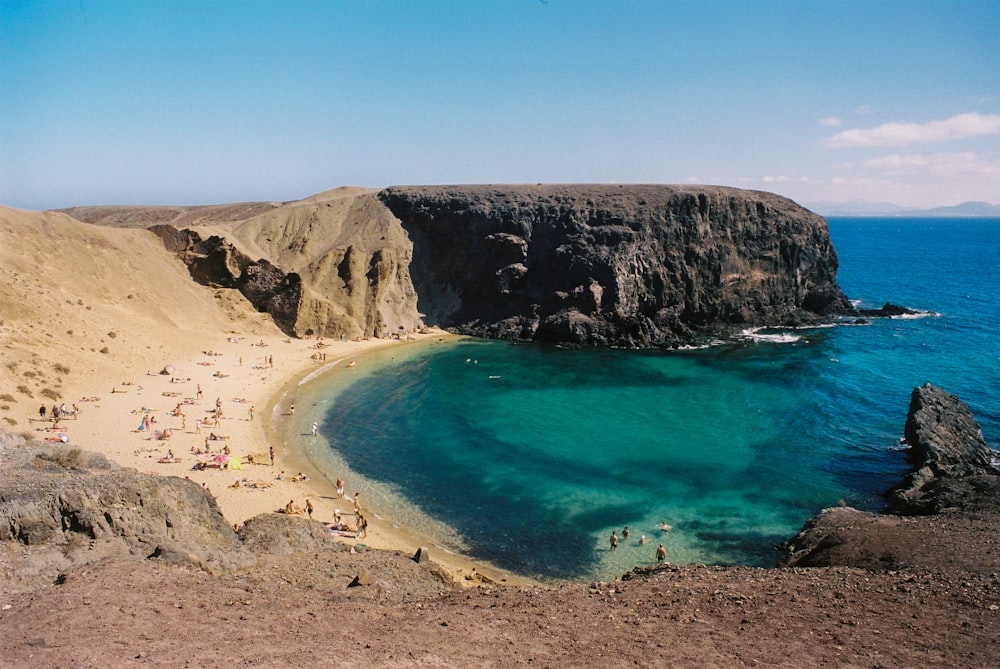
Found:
885,383 -> 996,514
856,302 -> 922,318
150,225 -> 302,335
379,184 -> 852,347
782,384 -> 1000,569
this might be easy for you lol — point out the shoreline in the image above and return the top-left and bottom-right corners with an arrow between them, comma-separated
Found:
39,324 -> 533,587
259,333 -> 535,586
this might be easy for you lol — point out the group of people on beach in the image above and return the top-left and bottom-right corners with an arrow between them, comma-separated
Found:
610,521 -> 671,564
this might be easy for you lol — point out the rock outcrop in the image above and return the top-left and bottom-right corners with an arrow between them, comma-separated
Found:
885,383 -> 996,514
138,188 -> 423,340
0,434 -> 361,593
781,384 -> 999,570
69,184 -> 856,348
380,185 -> 852,347
150,225 -> 304,335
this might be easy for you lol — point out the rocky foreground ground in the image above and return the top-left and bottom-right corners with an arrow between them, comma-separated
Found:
1,384 -> 997,668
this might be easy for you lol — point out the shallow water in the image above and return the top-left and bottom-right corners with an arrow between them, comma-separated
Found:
287,218 -> 1000,583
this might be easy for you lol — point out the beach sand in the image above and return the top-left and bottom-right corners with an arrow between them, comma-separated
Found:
0,206 -> 525,586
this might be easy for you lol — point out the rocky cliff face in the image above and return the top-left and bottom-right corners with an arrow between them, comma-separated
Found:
72,184 -> 853,347
140,189 -> 423,340
379,185 -> 852,347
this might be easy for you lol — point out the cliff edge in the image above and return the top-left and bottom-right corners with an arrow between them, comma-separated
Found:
380,184 -> 852,347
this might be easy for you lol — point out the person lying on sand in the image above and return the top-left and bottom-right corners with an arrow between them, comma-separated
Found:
282,500 -> 303,515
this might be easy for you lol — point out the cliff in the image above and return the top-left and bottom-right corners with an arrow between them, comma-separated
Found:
63,184 -> 853,347
380,184 -> 852,347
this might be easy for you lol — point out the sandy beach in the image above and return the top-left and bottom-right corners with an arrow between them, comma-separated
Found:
0,206 -> 524,586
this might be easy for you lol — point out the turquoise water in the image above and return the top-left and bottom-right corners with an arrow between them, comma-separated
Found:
292,218 -> 1000,583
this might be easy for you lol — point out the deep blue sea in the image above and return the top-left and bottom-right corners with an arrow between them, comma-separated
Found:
288,218 -> 1000,583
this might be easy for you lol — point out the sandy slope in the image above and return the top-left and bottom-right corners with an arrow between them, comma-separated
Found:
0,204 -> 515,584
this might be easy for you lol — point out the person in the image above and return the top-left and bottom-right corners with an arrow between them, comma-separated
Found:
356,514 -> 368,539
248,405 -> 254,421
306,499 -> 314,518
335,478 -> 345,499
660,521 -> 672,533
196,384 -> 203,400
610,531 -> 618,551
353,492 -> 361,515
311,421 -> 318,436
640,535 -> 647,544
622,526 -> 630,540
39,404 -> 46,419
289,403 -> 295,415
284,499 -> 301,515
269,445 -> 275,465
656,543 -> 667,563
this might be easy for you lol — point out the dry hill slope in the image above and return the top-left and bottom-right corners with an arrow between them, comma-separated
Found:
0,205 -> 280,428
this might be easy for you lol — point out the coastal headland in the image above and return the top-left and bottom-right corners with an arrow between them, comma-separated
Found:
1,189 -> 998,666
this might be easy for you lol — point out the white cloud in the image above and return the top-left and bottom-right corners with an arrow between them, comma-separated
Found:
824,112 -> 1000,148
819,117 -> 843,128
862,151 -> 1000,178
855,105 -> 873,115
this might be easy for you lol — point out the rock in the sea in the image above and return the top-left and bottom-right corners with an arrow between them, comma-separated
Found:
380,184 -> 852,347
782,384 -> 999,569
885,383 -> 996,514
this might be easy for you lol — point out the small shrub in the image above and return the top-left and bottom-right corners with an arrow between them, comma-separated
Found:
16,385 -> 32,398
36,447 -> 85,469
53,363 -> 71,375
22,370 -> 37,379
3,417 -> 15,426
0,393 -> 15,402
41,388 -> 60,401
107,331 -> 117,339
100,346 -> 109,354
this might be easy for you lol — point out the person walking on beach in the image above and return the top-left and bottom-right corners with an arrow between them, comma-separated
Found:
656,543 -> 667,563
353,492 -> 361,516
311,421 -> 318,436
306,499 -> 314,518
610,531 -> 618,551
248,405 -> 254,421
336,478 -> 345,499
39,404 -> 46,419
269,445 -> 275,466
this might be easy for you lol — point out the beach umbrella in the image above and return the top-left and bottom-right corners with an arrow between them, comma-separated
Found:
160,364 -> 176,375
226,457 -> 242,470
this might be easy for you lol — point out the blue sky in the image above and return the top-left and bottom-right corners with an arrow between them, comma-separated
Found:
2,0 -> 997,210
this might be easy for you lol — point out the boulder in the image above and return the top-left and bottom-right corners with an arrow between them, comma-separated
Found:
885,383 -> 996,514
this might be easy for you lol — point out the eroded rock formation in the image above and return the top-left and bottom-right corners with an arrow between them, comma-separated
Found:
380,185 -> 852,347
77,184 -> 856,347
781,384 -> 999,570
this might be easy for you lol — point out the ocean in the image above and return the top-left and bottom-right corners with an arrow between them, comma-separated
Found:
286,218 -> 1000,583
